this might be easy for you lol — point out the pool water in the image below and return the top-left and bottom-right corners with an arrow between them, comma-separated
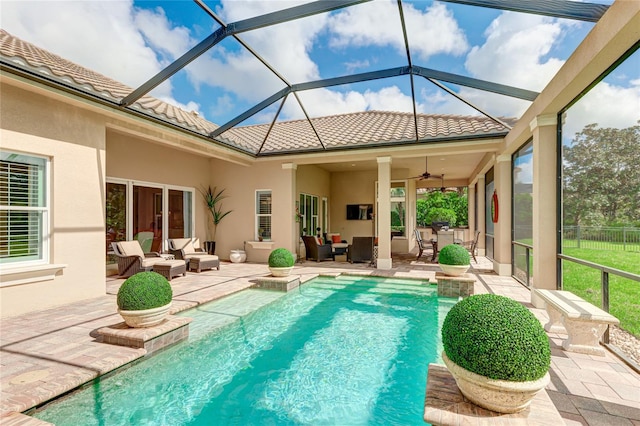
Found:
34,275 -> 455,425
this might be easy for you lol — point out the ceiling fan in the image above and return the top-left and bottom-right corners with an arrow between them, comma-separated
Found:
410,157 -> 441,180
426,174 -> 458,193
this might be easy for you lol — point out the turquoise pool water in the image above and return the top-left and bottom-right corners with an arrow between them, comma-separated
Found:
34,275 -> 455,425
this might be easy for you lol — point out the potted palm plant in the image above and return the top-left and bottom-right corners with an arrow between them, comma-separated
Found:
200,186 -> 232,254
441,294 -> 551,413
268,248 -> 295,277
438,243 -> 470,276
117,272 -> 173,328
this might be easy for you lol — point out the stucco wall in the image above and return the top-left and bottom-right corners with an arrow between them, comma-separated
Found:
208,159 -> 296,262
106,130 -> 211,254
1,84 -> 107,317
330,170 -> 377,242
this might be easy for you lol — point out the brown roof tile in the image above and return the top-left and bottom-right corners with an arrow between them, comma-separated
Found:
1,30 -> 511,156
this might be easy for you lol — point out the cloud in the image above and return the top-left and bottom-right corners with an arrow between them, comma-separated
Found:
327,1 -> 468,61
416,11 -> 573,118
465,13 -> 566,91
562,80 -> 640,142
1,0 -> 188,109
345,59 -> 371,73
286,85 -> 422,119
133,6 -> 194,63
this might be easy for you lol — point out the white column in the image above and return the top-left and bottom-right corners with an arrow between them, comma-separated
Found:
467,184 -> 476,238
377,156 -> 392,269
477,176 -> 486,255
530,114 -> 559,307
282,163 -> 297,254
493,154 -> 512,275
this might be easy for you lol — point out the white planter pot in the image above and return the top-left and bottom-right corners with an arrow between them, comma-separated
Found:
439,264 -> 470,277
269,266 -> 293,277
229,249 -> 247,263
442,351 -> 549,413
118,302 -> 172,328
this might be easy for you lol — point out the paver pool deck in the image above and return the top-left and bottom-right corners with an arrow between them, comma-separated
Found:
1,255 -> 639,425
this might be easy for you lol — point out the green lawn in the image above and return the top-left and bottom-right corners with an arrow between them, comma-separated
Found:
562,248 -> 640,338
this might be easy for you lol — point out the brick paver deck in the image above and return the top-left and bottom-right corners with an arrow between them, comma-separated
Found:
1,254 -> 638,425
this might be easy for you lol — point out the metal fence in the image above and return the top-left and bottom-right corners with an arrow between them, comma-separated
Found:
563,226 -> 640,251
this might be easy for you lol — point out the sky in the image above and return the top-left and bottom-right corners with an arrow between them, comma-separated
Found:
1,0 -> 638,144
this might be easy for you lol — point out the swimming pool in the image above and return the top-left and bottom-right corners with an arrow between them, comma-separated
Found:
34,275 -> 456,425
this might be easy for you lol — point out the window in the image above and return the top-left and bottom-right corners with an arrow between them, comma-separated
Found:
0,151 -> 49,265
390,182 -> 406,237
375,180 -> 407,237
512,140 -> 533,286
485,168 -> 495,259
256,190 -> 272,240
299,193 -> 318,236
106,179 -> 194,259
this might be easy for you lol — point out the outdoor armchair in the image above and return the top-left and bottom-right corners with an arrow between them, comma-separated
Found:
324,232 -> 349,255
461,230 -> 481,263
111,241 -> 165,277
348,236 -> 374,263
302,236 -> 334,262
167,238 -> 207,260
414,229 -> 435,261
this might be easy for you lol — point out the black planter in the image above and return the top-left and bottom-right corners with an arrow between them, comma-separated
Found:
204,241 -> 216,255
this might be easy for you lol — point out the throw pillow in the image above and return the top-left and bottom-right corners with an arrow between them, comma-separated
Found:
316,237 -> 323,245
331,235 -> 342,243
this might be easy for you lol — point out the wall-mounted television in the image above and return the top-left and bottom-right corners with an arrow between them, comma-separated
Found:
346,204 -> 373,220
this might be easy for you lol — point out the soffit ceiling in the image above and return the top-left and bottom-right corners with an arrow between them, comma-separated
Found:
0,0 -> 610,159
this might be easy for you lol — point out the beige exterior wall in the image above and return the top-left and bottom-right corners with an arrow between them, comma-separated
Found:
1,84 -> 107,317
330,170 -> 377,242
209,159 -> 296,262
106,130 -> 212,255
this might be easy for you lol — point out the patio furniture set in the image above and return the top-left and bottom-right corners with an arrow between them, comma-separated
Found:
302,234 -> 375,264
415,226 -> 480,263
111,238 -> 220,280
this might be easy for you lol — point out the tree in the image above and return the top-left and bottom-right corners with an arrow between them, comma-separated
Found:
563,123 -> 640,226
417,189 -> 468,227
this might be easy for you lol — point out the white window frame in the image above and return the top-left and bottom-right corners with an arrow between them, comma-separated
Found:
0,151 -> 50,267
256,190 -> 272,241
299,193 -> 319,236
375,179 -> 408,238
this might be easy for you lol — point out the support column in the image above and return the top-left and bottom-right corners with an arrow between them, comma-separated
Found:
282,163 -> 298,254
493,155 -> 512,276
467,184 -> 476,239
530,114 -> 558,307
476,176 -> 486,255
377,157 -> 392,269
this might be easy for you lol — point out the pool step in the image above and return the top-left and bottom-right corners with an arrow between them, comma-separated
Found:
251,275 -> 300,292
95,316 -> 192,355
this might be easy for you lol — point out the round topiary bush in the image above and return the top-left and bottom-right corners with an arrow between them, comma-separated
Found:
117,272 -> 173,311
268,248 -> 295,267
442,294 -> 550,382
438,244 -> 470,265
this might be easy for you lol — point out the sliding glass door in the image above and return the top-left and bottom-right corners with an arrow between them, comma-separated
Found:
133,185 -> 163,253
106,179 -> 194,261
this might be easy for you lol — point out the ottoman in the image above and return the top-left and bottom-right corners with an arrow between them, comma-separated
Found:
153,259 -> 187,281
188,255 -> 220,273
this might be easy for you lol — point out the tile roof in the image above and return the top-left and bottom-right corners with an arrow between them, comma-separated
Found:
1,30 -> 511,156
